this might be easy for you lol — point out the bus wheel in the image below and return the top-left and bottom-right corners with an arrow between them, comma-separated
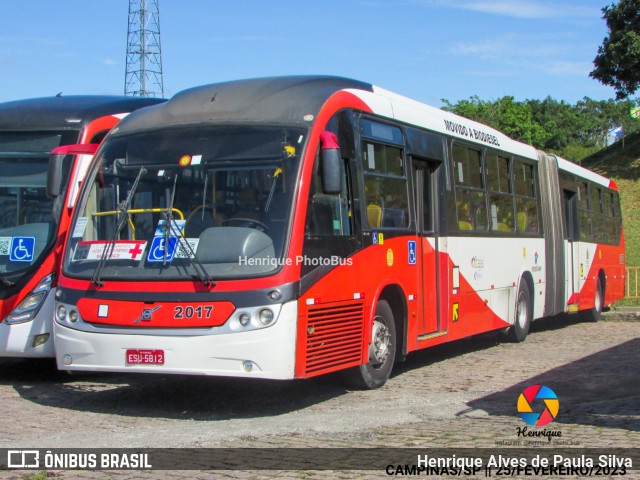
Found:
343,299 -> 396,389
505,283 -> 532,343
585,277 -> 604,322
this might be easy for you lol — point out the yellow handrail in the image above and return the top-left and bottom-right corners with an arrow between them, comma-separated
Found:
92,208 -> 185,240
626,266 -> 640,299
93,207 -> 184,219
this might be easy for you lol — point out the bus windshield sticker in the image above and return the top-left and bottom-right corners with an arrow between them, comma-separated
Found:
175,238 -> 199,258
0,237 -> 10,256
147,237 -> 178,263
154,219 -> 185,237
9,237 -> 35,262
72,217 -> 89,238
73,240 -> 147,262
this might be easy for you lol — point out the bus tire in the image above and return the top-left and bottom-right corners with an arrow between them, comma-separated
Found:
504,282 -> 532,343
343,299 -> 396,389
585,277 -> 604,322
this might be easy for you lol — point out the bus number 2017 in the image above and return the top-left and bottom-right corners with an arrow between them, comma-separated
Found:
174,305 -> 213,319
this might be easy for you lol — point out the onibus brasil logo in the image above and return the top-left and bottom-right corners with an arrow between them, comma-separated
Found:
517,385 -> 559,427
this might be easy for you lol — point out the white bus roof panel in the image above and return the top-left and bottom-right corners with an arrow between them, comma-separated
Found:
556,155 -> 613,188
349,86 -> 538,161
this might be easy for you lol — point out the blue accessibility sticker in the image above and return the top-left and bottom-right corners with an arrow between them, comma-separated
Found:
147,236 -> 178,263
408,240 -> 417,265
9,237 -> 35,262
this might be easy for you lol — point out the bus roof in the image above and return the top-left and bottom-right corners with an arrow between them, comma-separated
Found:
0,95 -> 165,131
113,76 -> 374,134
111,75 -> 536,159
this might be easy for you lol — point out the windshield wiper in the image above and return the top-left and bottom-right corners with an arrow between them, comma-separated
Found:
0,276 -> 15,288
163,174 -> 178,266
164,174 -> 214,287
91,166 -> 147,286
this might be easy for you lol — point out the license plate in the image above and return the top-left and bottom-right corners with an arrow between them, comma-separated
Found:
126,349 -> 164,365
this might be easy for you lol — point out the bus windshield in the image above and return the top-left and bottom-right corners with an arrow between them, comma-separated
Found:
0,157 -> 59,280
64,126 -> 305,282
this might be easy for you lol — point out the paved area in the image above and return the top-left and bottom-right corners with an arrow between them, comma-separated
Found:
0,312 -> 638,479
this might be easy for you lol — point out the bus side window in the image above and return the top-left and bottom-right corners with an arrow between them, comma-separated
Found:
486,152 -> 514,232
513,159 -> 539,234
452,143 -> 487,232
576,181 -> 591,240
362,140 -> 409,229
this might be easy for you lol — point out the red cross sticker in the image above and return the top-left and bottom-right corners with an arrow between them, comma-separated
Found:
128,242 -> 145,259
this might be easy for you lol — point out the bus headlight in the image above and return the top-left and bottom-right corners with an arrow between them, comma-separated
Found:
15,292 -> 45,311
229,304 -> 281,332
258,308 -> 274,325
56,305 -> 67,322
4,274 -> 53,325
55,303 -> 85,326
238,313 -> 251,326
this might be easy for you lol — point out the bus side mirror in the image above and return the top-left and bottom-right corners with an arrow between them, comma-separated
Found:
47,153 -> 68,198
320,131 -> 343,194
47,143 -> 99,199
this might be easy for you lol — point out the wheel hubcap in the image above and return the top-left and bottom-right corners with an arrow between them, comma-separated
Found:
516,293 -> 527,329
369,318 -> 391,367
595,283 -> 603,311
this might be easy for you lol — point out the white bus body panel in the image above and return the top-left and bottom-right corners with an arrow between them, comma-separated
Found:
447,236 -> 546,323
54,300 -> 298,379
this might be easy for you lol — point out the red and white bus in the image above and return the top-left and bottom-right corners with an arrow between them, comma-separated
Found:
53,77 -> 625,387
0,95 -> 163,357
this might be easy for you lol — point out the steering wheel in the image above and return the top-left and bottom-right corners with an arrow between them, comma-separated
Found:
222,217 -> 269,232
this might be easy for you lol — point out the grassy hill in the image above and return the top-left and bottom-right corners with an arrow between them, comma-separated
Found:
581,132 -> 640,268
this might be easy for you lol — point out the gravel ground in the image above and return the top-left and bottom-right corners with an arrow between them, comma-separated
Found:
0,312 -> 638,479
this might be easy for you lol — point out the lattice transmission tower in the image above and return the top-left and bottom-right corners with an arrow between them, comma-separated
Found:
125,0 -> 164,97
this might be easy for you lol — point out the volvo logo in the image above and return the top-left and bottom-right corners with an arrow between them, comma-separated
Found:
133,305 -> 161,324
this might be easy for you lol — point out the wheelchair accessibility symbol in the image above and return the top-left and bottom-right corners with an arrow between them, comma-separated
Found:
9,237 -> 35,262
408,240 -> 417,265
147,236 -> 178,263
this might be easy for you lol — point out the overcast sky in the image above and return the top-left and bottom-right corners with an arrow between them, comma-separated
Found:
0,0 -> 618,106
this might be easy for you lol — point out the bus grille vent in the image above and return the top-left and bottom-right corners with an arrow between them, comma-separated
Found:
305,300 -> 364,377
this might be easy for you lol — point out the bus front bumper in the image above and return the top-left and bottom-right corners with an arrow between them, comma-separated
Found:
54,301 -> 298,379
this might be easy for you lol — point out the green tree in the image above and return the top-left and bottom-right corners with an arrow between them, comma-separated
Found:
590,0 -> 640,99
527,97 -> 580,152
441,96 -> 545,146
441,95 -> 640,162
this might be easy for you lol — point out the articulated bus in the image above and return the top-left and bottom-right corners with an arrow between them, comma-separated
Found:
0,96 -> 164,358
53,77 -> 625,388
